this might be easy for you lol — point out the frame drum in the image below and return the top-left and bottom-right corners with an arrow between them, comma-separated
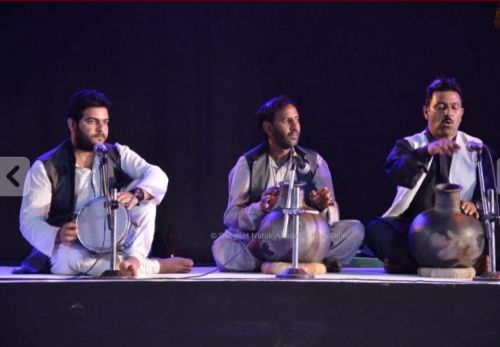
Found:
76,196 -> 130,254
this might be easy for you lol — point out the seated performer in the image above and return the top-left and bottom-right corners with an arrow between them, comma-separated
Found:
18,89 -> 193,276
365,76 -> 495,274
212,95 -> 364,272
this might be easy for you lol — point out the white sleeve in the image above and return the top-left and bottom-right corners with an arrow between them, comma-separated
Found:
223,156 -> 265,231
116,143 -> 168,205
19,160 -> 60,256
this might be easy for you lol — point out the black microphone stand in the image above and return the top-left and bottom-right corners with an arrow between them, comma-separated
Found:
97,149 -> 122,277
473,148 -> 500,281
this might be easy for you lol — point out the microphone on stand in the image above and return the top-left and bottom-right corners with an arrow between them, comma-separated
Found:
466,141 -> 483,153
292,147 -> 311,174
94,143 -> 108,155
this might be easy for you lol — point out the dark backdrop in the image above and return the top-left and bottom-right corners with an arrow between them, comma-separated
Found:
1,3 -> 499,264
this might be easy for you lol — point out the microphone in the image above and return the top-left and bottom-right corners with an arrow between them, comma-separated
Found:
466,141 -> 483,152
292,147 -> 311,174
94,143 -> 108,155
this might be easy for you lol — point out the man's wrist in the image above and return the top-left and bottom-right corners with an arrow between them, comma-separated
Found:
130,188 -> 145,202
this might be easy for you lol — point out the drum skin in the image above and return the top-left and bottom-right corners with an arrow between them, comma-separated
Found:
76,196 -> 130,254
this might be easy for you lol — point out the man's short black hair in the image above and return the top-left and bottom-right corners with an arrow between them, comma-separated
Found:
425,76 -> 463,107
256,95 -> 297,130
65,89 -> 112,121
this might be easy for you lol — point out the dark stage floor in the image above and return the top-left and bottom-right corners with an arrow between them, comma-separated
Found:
1,266 -> 499,347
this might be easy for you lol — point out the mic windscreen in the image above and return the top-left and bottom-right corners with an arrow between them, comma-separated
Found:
466,141 -> 483,152
297,162 -> 311,175
292,148 -> 311,174
94,143 -> 108,154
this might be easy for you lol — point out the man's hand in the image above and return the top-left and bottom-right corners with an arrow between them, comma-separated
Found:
119,256 -> 140,277
117,191 -> 140,210
461,201 -> 480,219
427,139 -> 460,156
57,221 -> 79,245
310,187 -> 335,211
260,186 -> 280,213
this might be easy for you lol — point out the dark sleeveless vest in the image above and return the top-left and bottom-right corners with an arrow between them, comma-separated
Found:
15,140 -> 131,274
243,143 -> 319,208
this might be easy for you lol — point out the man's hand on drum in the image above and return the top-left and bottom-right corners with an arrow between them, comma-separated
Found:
117,191 -> 140,210
259,186 -> 280,213
56,221 -> 78,246
461,201 -> 480,219
310,187 -> 335,211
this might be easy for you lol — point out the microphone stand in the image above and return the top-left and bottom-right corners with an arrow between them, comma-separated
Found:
473,149 -> 500,281
98,150 -> 121,277
277,151 -> 314,279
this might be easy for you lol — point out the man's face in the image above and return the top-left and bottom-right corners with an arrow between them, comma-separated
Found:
423,91 -> 463,140
69,107 -> 109,151
266,104 -> 301,149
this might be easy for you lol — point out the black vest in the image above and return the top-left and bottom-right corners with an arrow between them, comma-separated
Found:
243,143 -> 319,207
15,140 -> 131,274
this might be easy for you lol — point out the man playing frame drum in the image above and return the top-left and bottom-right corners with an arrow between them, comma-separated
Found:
18,89 -> 193,276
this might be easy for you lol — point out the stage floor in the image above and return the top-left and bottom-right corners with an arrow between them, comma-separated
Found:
2,265 -> 500,285
2,266 -> 500,347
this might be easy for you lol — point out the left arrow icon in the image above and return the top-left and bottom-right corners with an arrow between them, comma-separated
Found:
7,165 -> 20,187
0,157 -> 30,196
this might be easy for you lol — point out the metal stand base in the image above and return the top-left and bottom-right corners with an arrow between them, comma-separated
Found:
473,271 -> 500,282
276,267 -> 314,279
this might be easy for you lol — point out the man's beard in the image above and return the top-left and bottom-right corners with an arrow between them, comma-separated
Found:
274,130 -> 300,150
74,127 -> 104,151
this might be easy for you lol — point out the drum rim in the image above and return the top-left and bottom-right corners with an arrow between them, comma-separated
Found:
76,195 -> 131,254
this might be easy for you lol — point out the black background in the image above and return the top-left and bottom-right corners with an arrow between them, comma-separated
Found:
1,3 -> 499,264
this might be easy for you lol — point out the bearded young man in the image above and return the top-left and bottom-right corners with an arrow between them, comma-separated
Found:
212,95 -> 364,272
18,89 -> 192,276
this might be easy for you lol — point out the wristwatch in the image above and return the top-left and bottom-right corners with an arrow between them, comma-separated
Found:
131,188 -> 145,202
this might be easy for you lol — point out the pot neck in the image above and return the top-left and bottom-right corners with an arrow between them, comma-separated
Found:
434,183 -> 462,213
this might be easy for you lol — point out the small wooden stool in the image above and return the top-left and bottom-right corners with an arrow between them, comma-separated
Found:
418,267 -> 476,279
261,262 -> 327,275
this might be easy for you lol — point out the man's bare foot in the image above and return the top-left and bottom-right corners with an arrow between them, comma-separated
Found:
156,257 -> 194,273
119,256 -> 140,277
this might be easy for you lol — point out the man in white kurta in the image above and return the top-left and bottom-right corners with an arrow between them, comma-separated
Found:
19,89 -> 193,276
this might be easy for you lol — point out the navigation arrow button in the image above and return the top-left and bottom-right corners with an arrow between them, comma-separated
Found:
6,165 -> 20,187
